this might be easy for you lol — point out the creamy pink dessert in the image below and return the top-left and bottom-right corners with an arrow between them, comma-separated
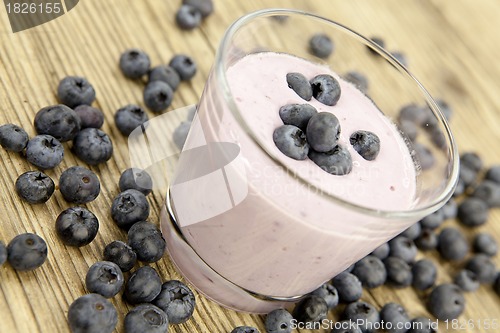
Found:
164,52 -> 417,311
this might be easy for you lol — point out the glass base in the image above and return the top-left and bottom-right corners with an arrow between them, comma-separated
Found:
160,191 -> 303,314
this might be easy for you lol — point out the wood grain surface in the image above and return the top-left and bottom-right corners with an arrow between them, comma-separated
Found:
0,1 -> 499,332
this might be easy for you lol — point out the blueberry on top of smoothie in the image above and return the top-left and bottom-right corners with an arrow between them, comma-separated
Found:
310,74 -> 341,106
273,125 -> 309,160
279,104 -> 317,131
286,72 -> 313,101
306,112 -> 341,152
349,130 -> 380,161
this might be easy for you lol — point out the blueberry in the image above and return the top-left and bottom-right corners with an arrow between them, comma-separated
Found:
419,209 -> 444,229
143,81 -> 174,113
153,280 -> 196,324
371,243 -> 390,259
169,54 -> 197,81
74,105 -> 105,129
473,232 -> 498,256
119,168 -> 153,196
304,112 -> 339,152
429,127 -> 446,150
57,76 -> 96,108
380,302 -> 410,333
454,269 -> 480,292
407,317 -> 437,333
331,321 -> 363,333
308,33 -> 334,59
15,171 -> 55,204
7,233 -> 47,271
457,197 -> 488,227
26,134 -> 64,169
453,178 -> 466,197
427,284 -> 465,320
59,166 -> 100,204
460,152 -> 482,172
231,327 -> 259,333
0,124 -> 29,152
331,272 -> 362,303
67,293 -> 117,333
127,221 -> 166,263
471,180 -> 500,207
441,198 -> 458,220
85,261 -> 124,298
485,165 -> 500,184
435,98 -> 452,121
413,143 -> 434,170
265,308 -> 293,333
398,120 -> 418,141
34,104 -> 81,142
279,104 -> 317,131
352,255 -> 387,288
398,104 -> 428,126
310,145 -> 352,176
111,189 -> 150,230
103,240 -> 137,272
115,105 -> 149,136
292,295 -> 327,323
343,301 -> 379,333
465,254 -> 497,284
183,0 -> 213,17
72,128 -> 113,165
384,256 -> 412,287
310,74 -> 341,106
368,36 -> 385,54
0,241 -> 6,266
349,130 -> 380,161
119,48 -> 151,79
56,207 -> 99,247
459,165 -> 477,187
124,266 -> 162,304
148,65 -> 181,90
400,222 -> 422,240
273,125 -> 309,160
415,229 -> 438,251
286,72 -> 312,101
176,4 -> 202,30
124,304 -> 168,333
309,283 -> 339,309
389,236 -> 417,263
411,259 -> 437,291
437,227 -> 469,261
391,51 -> 408,67
344,71 -> 369,94
173,121 -> 192,150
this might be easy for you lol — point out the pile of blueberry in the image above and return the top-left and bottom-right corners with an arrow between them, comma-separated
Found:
273,71 -> 380,175
175,0 -> 214,30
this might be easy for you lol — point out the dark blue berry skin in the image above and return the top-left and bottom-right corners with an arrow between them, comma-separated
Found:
176,4 -> 202,30
414,143 -> 435,170
72,128 -> 113,165
331,321 -> 363,333
331,272 -> 362,303
74,105 -> 104,129
308,33 -> 334,59
309,145 -> 352,176
473,232 -> 498,256
15,171 -> 55,204
441,198 -> 458,220
115,104 -> 149,136
119,49 -> 151,79
57,76 -> 96,108
415,229 -> 438,251
173,121 -> 192,149
0,124 -> 29,152
231,327 -> 259,333
292,295 -> 328,323
0,241 -> 8,266
56,207 -> 99,247
419,209 -> 444,230
437,227 -> 469,261
352,255 -> 387,288
59,166 -> 100,204
125,266 -> 162,304
111,189 -> 150,230
427,284 -> 465,320
435,99 -> 452,121
454,269 -> 480,292
169,54 -> 197,81
384,256 -> 412,288
465,254 -> 497,284
148,65 -> 181,90
461,152 -> 483,172
310,283 -> 338,309
398,120 -> 418,142
286,72 -> 312,101
265,308 -> 293,333
391,51 -> 408,67
389,236 -> 417,263
349,130 -> 380,161
26,134 -> 64,169
119,168 -> 153,196
408,317 -> 437,333
279,104 -> 317,131
343,301 -> 379,333
401,222 -> 422,240
457,197 -> 489,227
67,293 -> 117,333
143,81 -> 174,113
453,178 -> 466,197
368,36 -> 385,54
34,104 -> 81,142
183,0 -> 213,17
124,304 -> 168,333
7,233 -> 47,271
398,104 -> 428,126
306,112 -> 340,152
411,259 -> 437,291
371,243 -> 390,260
380,302 -> 410,333
273,125 -> 309,160
85,261 -> 124,298
310,74 -> 341,106
127,221 -> 166,263
153,280 -> 196,324
459,165 -> 477,188
472,180 -> 500,207
103,240 -> 137,272
344,71 -> 369,94
485,165 -> 500,184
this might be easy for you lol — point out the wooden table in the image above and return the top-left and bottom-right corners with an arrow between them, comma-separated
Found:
0,1 -> 499,332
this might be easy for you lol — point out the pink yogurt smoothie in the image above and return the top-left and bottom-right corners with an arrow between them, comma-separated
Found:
167,52 -> 417,300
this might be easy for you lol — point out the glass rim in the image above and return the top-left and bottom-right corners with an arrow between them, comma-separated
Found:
213,8 -> 460,219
